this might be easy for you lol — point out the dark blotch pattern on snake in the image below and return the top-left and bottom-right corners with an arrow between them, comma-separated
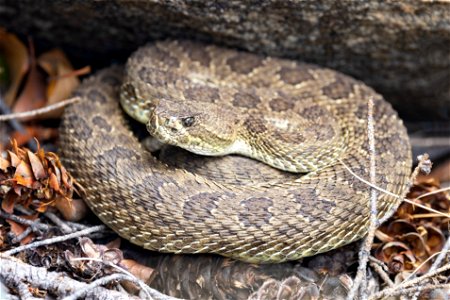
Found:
59,40 -> 412,263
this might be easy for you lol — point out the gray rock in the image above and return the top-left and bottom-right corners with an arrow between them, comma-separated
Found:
1,0 -> 449,120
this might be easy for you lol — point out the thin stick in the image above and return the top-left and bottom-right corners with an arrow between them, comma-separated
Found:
62,273 -> 147,300
43,210 -> 73,234
403,249 -> 448,281
0,97 -> 80,121
14,280 -> 39,300
11,226 -> 33,244
370,263 -> 450,299
428,236 -> 450,273
0,210 -> 50,232
346,96 -> 378,300
369,260 -> 394,287
0,94 -> 37,151
2,225 -> 106,256
415,186 -> 450,199
369,283 -> 450,300
69,257 -> 180,300
0,255 -> 139,300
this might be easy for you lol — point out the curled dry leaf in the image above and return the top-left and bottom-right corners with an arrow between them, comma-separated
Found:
121,259 -> 154,282
5,214 -> 38,245
0,28 -> 29,106
65,237 -> 126,281
10,125 -> 59,149
120,259 -> 155,294
0,139 -> 76,214
374,178 -> 450,274
37,49 -> 88,118
12,40 -> 47,118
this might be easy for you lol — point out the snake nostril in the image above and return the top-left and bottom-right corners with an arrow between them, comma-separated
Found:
170,127 -> 178,133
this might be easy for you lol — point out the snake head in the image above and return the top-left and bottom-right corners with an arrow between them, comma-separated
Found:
147,99 -> 240,156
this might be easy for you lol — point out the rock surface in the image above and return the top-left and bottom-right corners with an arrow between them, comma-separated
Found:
1,0 -> 449,120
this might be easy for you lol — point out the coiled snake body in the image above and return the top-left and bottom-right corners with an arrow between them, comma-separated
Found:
60,40 -> 412,263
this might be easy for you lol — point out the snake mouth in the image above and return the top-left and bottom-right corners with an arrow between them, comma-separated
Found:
146,106 -> 160,136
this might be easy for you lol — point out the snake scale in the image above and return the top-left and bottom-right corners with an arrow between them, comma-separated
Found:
59,40 -> 412,263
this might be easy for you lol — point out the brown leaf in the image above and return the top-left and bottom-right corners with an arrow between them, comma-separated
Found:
27,150 -> 47,180
399,232 -> 428,258
13,160 -> 35,188
422,224 -> 445,255
65,249 -> 82,269
1,192 -> 16,213
11,126 -> 58,148
5,219 -> 34,245
80,237 -> 101,259
121,259 -> 154,283
0,156 -> 10,171
48,172 -> 60,191
103,249 -> 124,265
0,28 -> 30,106
105,238 -> 121,249
375,229 -> 394,243
7,150 -> 21,168
12,40 -> 47,119
37,49 -> 82,118
55,198 -> 85,222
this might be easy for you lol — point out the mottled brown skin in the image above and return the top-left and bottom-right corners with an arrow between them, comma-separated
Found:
59,41 -> 412,263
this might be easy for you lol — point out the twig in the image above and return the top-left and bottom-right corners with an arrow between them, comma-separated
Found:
0,97 -> 80,121
11,225 -> 33,244
0,210 -> 50,233
68,257 -> 181,300
369,260 -> 394,287
0,94 -> 36,151
368,283 -> 450,300
369,263 -> 450,299
428,236 -> 450,273
346,96 -> 378,300
416,186 -> 450,200
43,210 -> 73,234
0,279 -> 19,300
62,273 -> 146,300
13,280 -> 39,300
0,255 -> 138,299
65,221 -> 90,231
403,247 -> 450,282
2,225 -> 106,256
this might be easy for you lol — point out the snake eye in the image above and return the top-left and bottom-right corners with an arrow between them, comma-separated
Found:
181,116 -> 195,127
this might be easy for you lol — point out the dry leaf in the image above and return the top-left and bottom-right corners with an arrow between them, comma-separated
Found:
374,179 -> 450,274
12,41 -> 47,119
0,28 -> 29,106
13,160 -> 35,188
37,49 -> 83,117
1,193 -> 16,213
11,125 -> 58,148
28,150 -> 47,180
5,216 -> 37,245
121,259 -> 154,282
1,139 -> 76,214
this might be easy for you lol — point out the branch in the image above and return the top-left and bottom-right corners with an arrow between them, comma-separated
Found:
2,225 -> 106,256
0,97 -> 81,121
68,257 -> 182,300
0,255 -> 138,299
429,236 -> 450,273
346,96 -> 378,300
62,273 -> 146,300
